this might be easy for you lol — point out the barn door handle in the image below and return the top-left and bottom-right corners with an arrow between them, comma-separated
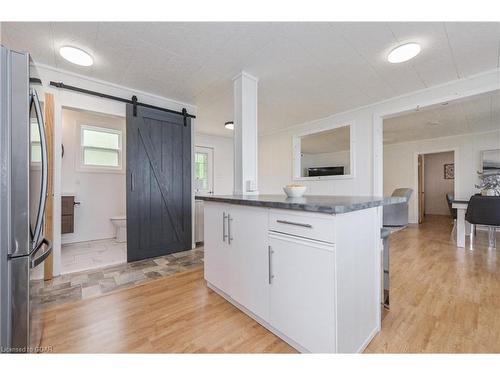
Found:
131,172 -> 135,191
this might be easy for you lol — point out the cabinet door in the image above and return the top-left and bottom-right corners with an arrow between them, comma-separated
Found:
203,202 -> 230,292
228,205 -> 269,320
269,233 -> 336,353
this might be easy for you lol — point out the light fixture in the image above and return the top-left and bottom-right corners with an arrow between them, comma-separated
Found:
387,43 -> 421,64
224,121 -> 234,130
59,46 -> 94,66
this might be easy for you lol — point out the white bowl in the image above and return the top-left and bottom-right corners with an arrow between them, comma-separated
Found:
283,186 -> 307,198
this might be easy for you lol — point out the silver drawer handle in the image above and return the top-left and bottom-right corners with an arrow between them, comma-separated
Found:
223,212 -> 228,242
276,219 -> 313,229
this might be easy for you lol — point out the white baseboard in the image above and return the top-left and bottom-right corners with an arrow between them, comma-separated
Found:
206,281 -> 381,353
356,325 -> 380,353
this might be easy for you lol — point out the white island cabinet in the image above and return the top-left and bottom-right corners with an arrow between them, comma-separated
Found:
201,196 -> 388,353
204,203 -> 270,321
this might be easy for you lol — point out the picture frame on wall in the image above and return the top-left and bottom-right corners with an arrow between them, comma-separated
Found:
444,163 -> 454,179
481,149 -> 500,176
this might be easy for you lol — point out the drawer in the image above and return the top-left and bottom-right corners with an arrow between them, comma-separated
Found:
269,209 -> 335,243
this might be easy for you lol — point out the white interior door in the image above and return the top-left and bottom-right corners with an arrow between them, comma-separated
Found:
194,146 -> 214,195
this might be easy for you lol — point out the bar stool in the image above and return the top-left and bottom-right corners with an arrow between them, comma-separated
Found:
465,195 -> 500,249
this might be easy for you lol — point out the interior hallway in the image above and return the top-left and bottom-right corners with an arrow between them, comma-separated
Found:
40,215 -> 500,353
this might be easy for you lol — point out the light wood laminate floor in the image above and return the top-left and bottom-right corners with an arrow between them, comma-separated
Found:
41,215 -> 500,353
366,215 -> 500,353
40,266 -> 295,353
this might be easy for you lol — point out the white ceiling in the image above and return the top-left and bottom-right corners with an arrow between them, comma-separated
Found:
1,22 -> 499,137
301,126 -> 350,154
383,89 -> 500,144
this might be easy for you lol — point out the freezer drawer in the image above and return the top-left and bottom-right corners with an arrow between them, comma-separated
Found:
6,238 -> 52,353
8,256 -> 29,351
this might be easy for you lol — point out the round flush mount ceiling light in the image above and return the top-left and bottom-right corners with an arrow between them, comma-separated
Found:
387,43 -> 421,63
59,46 -> 94,66
224,121 -> 234,130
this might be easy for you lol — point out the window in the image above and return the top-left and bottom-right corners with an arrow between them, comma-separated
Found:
81,125 -> 122,169
30,119 -> 42,164
195,152 -> 208,190
194,146 -> 213,194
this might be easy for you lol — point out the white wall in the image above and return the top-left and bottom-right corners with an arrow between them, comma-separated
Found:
384,130 -> 500,223
61,108 -> 126,244
259,69 -> 500,197
301,150 -> 351,176
260,113 -> 372,195
424,151 -> 454,216
194,133 -> 233,195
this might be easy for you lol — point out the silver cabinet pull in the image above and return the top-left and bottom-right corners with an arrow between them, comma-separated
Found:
276,219 -> 313,228
30,238 -> 53,269
268,245 -> 274,284
228,214 -> 233,244
222,212 -> 228,242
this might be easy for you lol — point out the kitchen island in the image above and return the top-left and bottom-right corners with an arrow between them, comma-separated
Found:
195,194 -> 405,353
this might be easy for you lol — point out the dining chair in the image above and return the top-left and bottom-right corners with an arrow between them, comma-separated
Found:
465,195 -> 500,249
383,188 -> 413,227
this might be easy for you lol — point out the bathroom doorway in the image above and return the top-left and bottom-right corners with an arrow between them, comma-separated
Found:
59,107 -> 127,274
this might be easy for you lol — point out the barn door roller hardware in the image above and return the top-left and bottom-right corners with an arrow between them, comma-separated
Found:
49,81 -> 195,125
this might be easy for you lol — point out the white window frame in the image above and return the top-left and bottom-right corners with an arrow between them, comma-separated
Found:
194,145 -> 214,195
79,124 -> 123,172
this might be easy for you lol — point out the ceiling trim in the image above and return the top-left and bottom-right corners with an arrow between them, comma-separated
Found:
232,71 -> 259,82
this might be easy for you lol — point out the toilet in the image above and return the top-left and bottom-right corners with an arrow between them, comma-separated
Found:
110,216 -> 127,243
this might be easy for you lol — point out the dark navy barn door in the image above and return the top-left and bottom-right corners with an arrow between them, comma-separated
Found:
126,104 -> 192,262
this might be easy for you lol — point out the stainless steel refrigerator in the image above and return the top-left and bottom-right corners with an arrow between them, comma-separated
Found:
0,45 -> 52,353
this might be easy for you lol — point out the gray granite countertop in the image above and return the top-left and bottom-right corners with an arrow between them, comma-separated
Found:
195,194 -> 406,214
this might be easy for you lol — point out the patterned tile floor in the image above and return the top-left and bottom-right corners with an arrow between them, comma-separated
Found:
61,238 -> 127,274
33,247 -> 204,311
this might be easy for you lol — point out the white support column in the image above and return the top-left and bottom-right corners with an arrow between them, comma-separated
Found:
233,72 -> 259,195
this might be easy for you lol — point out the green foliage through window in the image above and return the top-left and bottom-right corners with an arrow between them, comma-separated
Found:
195,152 -> 208,190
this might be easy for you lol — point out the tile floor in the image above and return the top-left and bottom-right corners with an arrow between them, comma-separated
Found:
61,238 -> 127,274
33,247 -> 204,310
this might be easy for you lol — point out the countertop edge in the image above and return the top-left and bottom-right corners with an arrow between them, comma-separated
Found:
195,195 -> 406,214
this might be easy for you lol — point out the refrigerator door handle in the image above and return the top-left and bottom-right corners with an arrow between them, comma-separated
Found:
30,89 -> 48,250
30,238 -> 52,269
